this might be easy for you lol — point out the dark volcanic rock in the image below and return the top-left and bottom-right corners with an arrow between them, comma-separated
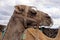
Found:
39,27 -> 58,38
0,24 -> 6,32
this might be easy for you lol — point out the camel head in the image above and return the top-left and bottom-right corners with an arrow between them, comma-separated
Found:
14,5 -> 53,28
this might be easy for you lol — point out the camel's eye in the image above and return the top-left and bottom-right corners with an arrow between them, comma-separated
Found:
29,10 -> 37,16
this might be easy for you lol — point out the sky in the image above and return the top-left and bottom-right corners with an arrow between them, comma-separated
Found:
0,0 -> 60,28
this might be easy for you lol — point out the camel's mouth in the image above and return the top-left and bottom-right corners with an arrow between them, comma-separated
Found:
26,20 -> 37,26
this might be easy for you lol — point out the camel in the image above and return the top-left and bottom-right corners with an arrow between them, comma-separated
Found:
3,5 -> 53,40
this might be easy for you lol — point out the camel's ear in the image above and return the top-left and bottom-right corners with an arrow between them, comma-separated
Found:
14,5 -> 20,13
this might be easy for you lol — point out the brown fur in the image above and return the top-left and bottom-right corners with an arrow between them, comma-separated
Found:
3,5 -> 53,40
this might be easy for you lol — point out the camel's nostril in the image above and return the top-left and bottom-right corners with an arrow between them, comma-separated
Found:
46,16 -> 51,18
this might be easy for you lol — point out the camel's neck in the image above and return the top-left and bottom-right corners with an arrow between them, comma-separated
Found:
3,15 -> 25,40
